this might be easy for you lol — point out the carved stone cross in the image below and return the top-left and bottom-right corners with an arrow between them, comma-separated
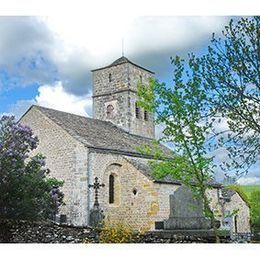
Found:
88,177 -> 105,207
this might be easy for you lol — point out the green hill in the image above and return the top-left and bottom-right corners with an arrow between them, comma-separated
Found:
240,185 -> 260,198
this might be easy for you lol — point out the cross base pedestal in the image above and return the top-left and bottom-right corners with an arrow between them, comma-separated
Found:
89,206 -> 104,228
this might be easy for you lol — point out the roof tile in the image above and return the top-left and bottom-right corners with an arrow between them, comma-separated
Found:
33,105 -> 172,157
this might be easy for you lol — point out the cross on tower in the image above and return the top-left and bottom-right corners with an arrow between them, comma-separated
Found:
88,177 -> 105,207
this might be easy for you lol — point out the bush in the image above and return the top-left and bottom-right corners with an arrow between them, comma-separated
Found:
99,221 -> 140,243
0,115 -> 64,221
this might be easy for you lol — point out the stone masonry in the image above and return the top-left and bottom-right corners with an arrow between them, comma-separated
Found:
19,56 -> 251,233
223,192 -> 251,233
20,107 -> 89,226
87,150 -> 251,232
92,57 -> 155,138
20,106 -> 251,232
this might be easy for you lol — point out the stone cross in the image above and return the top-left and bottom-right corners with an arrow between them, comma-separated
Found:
88,177 -> 105,207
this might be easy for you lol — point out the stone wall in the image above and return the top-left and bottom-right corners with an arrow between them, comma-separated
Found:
20,107 -> 89,226
0,219 -> 98,243
88,151 -> 179,231
88,150 -> 251,232
207,188 -> 223,223
19,107 -> 251,232
1,219 -> 240,243
224,192 -> 251,233
93,91 -> 130,131
128,91 -> 155,138
92,62 -> 155,138
202,188 -> 251,233
92,63 -> 130,96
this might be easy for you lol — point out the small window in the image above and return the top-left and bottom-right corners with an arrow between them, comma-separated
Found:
139,75 -> 142,83
144,110 -> 148,121
109,73 -> 112,82
234,215 -> 238,233
106,104 -> 114,117
133,188 -> 137,195
109,175 -> 115,204
135,102 -> 140,119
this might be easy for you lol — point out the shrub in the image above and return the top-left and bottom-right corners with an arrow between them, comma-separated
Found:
0,115 -> 64,221
99,221 -> 140,243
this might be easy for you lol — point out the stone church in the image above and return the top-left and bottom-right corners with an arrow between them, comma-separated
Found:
20,56 -> 250,233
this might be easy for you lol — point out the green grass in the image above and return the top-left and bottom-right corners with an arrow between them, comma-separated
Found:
240,185 -> 260,198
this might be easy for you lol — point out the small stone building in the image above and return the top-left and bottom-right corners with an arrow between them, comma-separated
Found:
20,56 -> 251,233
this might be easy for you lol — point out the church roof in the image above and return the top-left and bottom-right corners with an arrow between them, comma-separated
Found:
28,105 -> 172,158
126,158 -> 181,185
110,56 -> 131,66
221,189 -> 236,198
91,56 -> 155,74
126,158 -> 222,188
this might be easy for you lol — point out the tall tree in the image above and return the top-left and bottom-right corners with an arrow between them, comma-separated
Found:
137,16 -> 259,242
138,56 -> 220,241
0,115 -> 64,221
200,16 -> 259,175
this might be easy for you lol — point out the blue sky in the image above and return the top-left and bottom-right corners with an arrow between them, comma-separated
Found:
0,16 -> 259,185
0,16 -> 229,116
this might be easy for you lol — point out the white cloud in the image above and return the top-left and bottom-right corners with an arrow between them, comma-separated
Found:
212,117 -> 230,133
125,17 -> 228,56
237,177 -> 260,185
8,82 -> 92,119
0,16 -> 229,96
155,122 -> 166,139
211,147 -> 230,162
35,82 -> 92,116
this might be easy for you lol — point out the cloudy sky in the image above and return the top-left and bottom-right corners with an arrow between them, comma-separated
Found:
0,15 -> 258,185
0,16 -> 231,117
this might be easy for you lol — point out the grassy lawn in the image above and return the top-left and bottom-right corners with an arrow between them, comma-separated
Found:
240,185 -> 260,198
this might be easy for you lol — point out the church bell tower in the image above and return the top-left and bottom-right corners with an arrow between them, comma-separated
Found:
91,56 -> 155,139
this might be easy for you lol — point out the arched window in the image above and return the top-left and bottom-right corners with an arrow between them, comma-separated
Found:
144,110 -> 148,121
234,215 -> 238,233
106,104 -> 114,118
109,174 -> 115,204
135,102 -> 140,119
109,73 -> 112,82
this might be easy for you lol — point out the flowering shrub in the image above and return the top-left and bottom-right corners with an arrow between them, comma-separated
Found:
0,115 -> 64,221
98,221 -> 140,243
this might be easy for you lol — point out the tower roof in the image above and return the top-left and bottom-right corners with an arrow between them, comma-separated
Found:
91,56 -> 154,74
110,56 -> 130,66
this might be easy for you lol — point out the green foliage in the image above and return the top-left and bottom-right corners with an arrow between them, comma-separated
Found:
7,154 -> 64,220
137,55 -> 218,237
226,184 -> 250,206
225,208 -> 240,218
240,185 -> 260,198
138,55 -> 215,184
98,221 -> 140,243
0,115 -> 64,221
250,191 -> 260,231
199,16 -> 260,175
137,16 -> 259,241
